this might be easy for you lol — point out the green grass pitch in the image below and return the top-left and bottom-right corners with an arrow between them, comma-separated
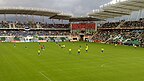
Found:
0,42 -> 144,81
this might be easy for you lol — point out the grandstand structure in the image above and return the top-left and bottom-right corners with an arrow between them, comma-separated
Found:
0,7 -> 72,21
0,7 -> 100,42
88,0 -> 144,19
0,0 -> 144,47
0,7 -> 71,42
88,0 -> 144,47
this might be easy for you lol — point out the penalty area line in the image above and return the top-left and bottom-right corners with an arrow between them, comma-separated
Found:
39,71 -> 52,81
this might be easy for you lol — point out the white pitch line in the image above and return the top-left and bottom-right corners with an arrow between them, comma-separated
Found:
39,71 -> 52,81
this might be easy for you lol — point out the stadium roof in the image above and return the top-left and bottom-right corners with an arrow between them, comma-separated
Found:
49,13 -> 72,20
88,0 -> 144,19
0,7 -> 72,18
69,17 -> 104,22
0,7 -> 104,22
0,7 -> 103,22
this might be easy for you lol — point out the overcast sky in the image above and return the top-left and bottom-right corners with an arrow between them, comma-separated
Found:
0,0 -> 112,16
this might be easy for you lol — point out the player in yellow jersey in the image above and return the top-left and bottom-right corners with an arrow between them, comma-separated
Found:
38,49 -> 41,56
69,49 -> 72,54
134,45 -> 137,49
115,44 -> 118,47
101,47 -> 104,53
86,47 -> 88,53
78,49 -> 81,55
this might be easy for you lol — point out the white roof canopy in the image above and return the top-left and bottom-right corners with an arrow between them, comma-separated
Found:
0,7 -> 72,18
88,0 -> 144,19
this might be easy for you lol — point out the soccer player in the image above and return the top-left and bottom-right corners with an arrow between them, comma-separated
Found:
86,43 -> 88,46
61,45 -> 63,48
38,42 -> 41,46
56,42 -> 58,45
61,45 -> 65,48
13,43 -> 16,47
63,45 -> 66,48
86,45 -> 89,49
58,44 -> 61,47
79,45 -> 82,49
85,46 -> 88,53
78,49 -> 81,55
40,45 -> 43,50
38,49 -> 41,56
72,42 -> 75,45
25,46 -> 27,49
42,45 -> 45,50
69,48 -> 72,54
115,44 -> 118,47
101,47 -> 104,53
134,45 -> 137,49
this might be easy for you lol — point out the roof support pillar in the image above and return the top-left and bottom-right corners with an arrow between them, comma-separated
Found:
137,10 -> 142,20
20,14 -> 24,22
128,13 -> 132,21
15,14 -> 18,22
95,21 -> 98,31
70,22 -> 72,33
142,9 -> 144,18
4,14 -> 6,21
139,9 -> 143,18
26,15 -> 29,23
42,16 -> 45,22
32,15 -> 35,22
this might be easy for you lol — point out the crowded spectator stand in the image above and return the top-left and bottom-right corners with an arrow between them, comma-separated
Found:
91,18 -> 144,47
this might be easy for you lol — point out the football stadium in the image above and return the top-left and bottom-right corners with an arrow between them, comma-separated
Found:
0,0 -> 144,81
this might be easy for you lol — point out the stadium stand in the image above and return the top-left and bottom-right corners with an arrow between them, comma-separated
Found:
0,30 -> 70,36
0,21 -> 70,29
99,19 -> 144,28
100,21 -> 121,28
92,18 -> 144,47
